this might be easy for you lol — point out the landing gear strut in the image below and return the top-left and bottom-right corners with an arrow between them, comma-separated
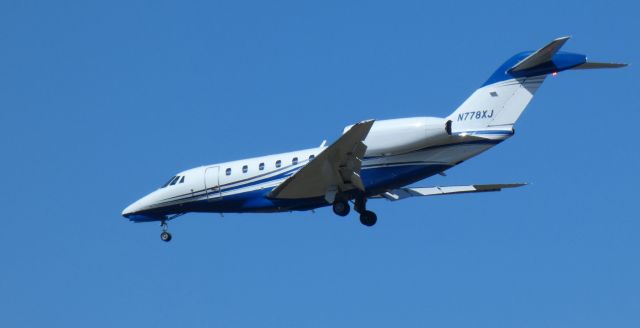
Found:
355,194 -> 377,227
160,221 -> 172,242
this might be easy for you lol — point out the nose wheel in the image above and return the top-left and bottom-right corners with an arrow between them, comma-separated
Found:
160,231 -> 172,242
160,222 -> 172,242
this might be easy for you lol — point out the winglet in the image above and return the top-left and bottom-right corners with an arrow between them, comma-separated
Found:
510,36 -> 571,72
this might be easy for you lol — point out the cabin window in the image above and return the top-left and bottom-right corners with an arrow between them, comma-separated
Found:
275,160 -> 281,168
292,157 -> 298,165
179,176 -> 185,183
259,163 -> 265,171
309,154 -> 315,160
161,176 -> 176,188
225,168 -> 231,176
170,176 -> 180,186
242,165 -> 248,173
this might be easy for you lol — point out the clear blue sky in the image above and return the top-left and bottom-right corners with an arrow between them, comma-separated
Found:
1,0 -> 638,327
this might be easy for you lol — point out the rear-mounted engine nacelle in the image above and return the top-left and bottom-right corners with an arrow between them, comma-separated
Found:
344,117 -> 452,157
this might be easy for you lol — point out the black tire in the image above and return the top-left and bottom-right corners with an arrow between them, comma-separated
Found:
160,231 -> 172,242
359,210 -> 377,227
332,200 -> 350,217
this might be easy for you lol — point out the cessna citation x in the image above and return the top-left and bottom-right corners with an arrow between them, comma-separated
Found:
122,36 -> 626,241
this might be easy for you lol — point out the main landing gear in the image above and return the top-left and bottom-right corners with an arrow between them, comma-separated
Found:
160,221 -> 172,242
359,210 -> 377,227
332,195 -> 377,227
355,194 -> 377,227
332,200 -> 351,216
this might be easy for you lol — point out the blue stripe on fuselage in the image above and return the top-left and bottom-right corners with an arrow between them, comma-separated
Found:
133,162 -> 451,217
126,139 -> 503,221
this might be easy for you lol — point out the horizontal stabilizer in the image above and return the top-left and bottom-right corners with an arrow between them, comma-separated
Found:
571,61 -> 628,70
375,183 -> 526,201
510,36 -> 570,72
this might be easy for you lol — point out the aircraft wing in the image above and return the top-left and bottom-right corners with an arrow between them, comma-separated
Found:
269,120 -> 374,201
374,183 -> 526,201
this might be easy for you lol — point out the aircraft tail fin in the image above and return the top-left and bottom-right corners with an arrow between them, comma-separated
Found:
447,36 -> 627,134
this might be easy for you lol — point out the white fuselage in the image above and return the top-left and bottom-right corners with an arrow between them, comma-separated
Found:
122,117 -> 512,221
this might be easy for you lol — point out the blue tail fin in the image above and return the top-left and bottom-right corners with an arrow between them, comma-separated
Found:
447,36 -> 626,133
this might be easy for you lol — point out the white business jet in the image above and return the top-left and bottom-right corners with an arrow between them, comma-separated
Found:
122,36 -> 625,241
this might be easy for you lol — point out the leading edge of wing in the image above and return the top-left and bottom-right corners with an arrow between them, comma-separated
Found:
268,119 -> 375,199
377,183 -> 527,201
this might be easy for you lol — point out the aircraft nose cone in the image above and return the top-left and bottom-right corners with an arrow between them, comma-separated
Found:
122,198 -> 147,218
122,202 -> 139,218
121,191 -> 163,220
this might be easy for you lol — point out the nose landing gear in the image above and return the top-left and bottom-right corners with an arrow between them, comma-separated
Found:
156,214 -> 184,242
160,221 -> 172,242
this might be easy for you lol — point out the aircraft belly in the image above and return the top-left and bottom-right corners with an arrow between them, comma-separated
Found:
361,141 -> 500,192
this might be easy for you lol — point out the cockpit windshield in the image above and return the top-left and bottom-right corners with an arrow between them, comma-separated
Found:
161,176 -> 176,188
160,175 -> 186,188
